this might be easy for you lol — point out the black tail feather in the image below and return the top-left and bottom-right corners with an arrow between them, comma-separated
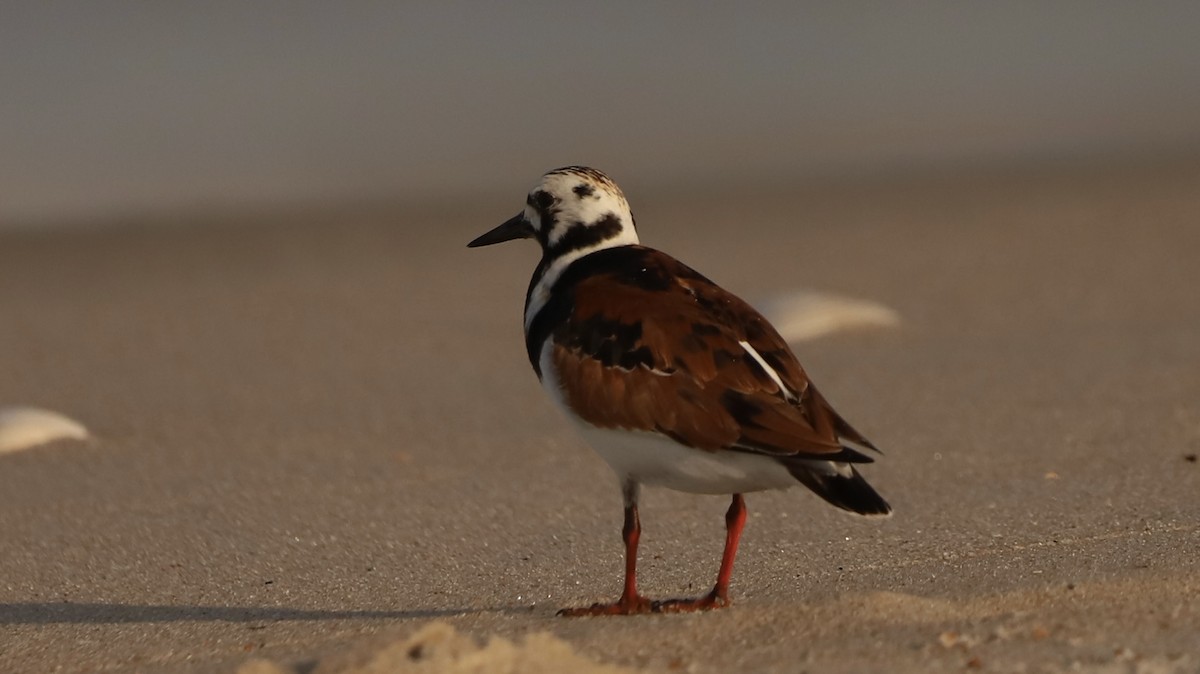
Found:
785,460 -> 892,516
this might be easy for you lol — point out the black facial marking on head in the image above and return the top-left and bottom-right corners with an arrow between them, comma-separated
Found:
546,213 -> 624,258
527,190 -> 558,246
573,183 -> 594,198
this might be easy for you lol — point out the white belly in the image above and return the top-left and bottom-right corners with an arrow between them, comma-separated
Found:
578,425 -> 798,494
538,340 -> 797,494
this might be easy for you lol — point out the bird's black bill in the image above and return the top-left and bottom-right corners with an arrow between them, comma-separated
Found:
467,213 -> 532,248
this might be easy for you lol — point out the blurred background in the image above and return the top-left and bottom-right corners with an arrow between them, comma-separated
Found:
4,5 -> 1200,672
3,1 -> 1200,227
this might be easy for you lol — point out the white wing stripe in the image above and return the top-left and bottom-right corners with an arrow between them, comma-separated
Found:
737,339 -> 797,402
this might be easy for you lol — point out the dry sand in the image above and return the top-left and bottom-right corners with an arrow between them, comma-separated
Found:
1,159 -> 1198,673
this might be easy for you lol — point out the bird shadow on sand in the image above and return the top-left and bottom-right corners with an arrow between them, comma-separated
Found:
0,602 -> 510,625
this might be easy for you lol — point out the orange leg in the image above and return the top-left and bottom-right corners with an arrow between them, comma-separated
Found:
559,484 -> 653,616
654,493 -> 746,613
560,491 -> 748,617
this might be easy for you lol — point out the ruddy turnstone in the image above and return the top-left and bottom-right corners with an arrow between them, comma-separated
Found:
469,166 -> 890,616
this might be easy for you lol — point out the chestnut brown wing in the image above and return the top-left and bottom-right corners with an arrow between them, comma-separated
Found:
548,248 -> 875,461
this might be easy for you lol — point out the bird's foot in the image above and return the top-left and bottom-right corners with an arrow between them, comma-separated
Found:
651,588 -> 730,613
557,594 -> 655,617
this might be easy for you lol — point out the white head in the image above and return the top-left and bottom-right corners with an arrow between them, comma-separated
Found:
468,166 -> 639,256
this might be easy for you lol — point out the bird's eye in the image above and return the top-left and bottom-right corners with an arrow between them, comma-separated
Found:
533,190 -> 555,210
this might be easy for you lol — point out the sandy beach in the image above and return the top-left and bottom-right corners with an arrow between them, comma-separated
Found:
1,159 -> 1198,673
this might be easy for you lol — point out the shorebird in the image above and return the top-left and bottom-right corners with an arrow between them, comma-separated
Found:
468,166 -> 890,616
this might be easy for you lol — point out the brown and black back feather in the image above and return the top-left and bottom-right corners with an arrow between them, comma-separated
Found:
526,246 -> 890,515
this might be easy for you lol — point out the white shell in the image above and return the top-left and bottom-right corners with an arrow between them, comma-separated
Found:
0,407 -> 90,454
756,290 -> 900,343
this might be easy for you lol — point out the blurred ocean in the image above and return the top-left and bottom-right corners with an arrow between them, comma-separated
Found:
3,2 -> 1200,226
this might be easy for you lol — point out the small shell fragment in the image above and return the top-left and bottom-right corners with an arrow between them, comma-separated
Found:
0,407 -> 90,454
756,290 -> 900,343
